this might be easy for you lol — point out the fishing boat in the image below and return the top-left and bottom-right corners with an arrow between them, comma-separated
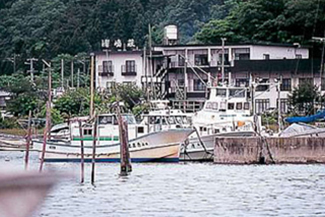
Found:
32,113 -> 193,163
181,85 -> 259,161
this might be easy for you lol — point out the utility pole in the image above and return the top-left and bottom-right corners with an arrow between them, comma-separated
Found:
312,35 -> 325,107
6,54 -> 17,74
90,53 -> 95,117
77,68 -> 80,89
148,24 -> 154,100
71,59 -> 74,88
277,77 -> 282,132
25,58 -> 38,82
221,38 -> 227,85
61,59 -> 64,89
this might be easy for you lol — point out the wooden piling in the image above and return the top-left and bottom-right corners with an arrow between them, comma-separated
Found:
91,116 -> 98,184
117,103 -> 132,176
78,120 -> 85,183
24,110 -> 32,170
39,101 -> 50,172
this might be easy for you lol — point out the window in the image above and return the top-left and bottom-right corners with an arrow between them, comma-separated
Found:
193,79 -> 207,91
137,127 -> 144,133
255,99 -> 270,114
263,54 -> 270,60
106,81 -> 116,94
229,89 -> 245,98
228,103 -> 234,110
178,79 -> 184,86
295,54 -> 302,59
281,78 -> 291,91
236,103 -> 243,110
218,54 -> 229,65
178,54 -> 185,66
83,129 -> 92,136
194,54 -> 209,66
234,48 -> 250,60
216,89 -> 227,97
126,60 -> 135,72
256,79 -> 269,92
244,102 -> 250,110
235,78 -> 249,87
277,99 -> 289,114
103,61 -> 113,73
99,116 -> 113,125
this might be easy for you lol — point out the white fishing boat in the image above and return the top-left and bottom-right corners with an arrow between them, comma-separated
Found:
181,85 -> 259,161
32,113 -> 193,163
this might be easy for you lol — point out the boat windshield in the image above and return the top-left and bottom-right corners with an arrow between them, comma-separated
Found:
166,116 -> 176,125
122,115 -> 136,124
216,88 -> 227,97
229,89 -> 245,98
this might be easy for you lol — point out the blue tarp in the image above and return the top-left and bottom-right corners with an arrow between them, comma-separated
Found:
285,110 -> 325,123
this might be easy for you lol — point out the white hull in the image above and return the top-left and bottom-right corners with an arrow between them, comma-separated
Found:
32,129 -> 193,163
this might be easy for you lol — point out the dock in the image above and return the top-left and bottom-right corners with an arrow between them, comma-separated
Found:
214,137 -> 325,164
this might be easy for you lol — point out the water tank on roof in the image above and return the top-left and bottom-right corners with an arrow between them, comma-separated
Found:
164,25 -> 178,45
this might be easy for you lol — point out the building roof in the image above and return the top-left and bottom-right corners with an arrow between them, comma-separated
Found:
233,59 -> 320,73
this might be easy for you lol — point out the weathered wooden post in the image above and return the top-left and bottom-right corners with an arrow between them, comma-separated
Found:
78,120 -> 85,183
116,103 -> 132,176
24,110 -> 32,170
91,116 -> 98,184
39,101 -> 50,172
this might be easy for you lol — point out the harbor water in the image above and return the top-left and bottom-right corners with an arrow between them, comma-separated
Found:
1,151 -> 325,217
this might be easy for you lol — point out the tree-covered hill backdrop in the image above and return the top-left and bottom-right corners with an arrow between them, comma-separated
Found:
0,0 -> 325,75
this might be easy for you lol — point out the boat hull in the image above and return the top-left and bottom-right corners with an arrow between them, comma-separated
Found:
32,129 -> 193,163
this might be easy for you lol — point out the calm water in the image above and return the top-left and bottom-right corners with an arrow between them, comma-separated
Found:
1,151 -> 325,217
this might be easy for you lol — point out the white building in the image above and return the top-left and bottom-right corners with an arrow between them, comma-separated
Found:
94,43 -> 314,113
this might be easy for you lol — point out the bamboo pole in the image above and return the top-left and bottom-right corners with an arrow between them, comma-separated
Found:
24,110 -> 32,170
78,120 -> 85,183
90,54 -> 95,117
91,116 -> 98,184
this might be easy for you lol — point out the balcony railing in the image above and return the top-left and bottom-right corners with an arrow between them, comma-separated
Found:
121,65 -> 137,76
98,65 -> 114,76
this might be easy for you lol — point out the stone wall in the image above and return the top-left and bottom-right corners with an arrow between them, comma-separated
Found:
214,137 -> 325,164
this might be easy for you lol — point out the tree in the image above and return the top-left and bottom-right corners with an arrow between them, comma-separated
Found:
288,83 -> 320,115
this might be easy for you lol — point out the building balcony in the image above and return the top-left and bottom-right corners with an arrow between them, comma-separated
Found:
121,65 -> 137,76
98,65 -> 114,76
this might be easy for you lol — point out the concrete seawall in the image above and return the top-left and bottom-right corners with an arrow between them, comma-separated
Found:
214,137 -> 325,164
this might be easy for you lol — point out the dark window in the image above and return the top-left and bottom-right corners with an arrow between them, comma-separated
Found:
178,55 -> 185,66
178,79 -> 184,86
263,54 -> 270,60
295,54 -> 302,59
126,60 -> 136,72
256,79 -> 269,91
218,54 -> 229,65
83,129 -> 92,136
235,78 -> 249,87
103,61 -> 113,73
277,99 -> 289,114
235,53 -> 250,60
255,99 -> 270,114
194,54 -> 209,66
228,103 -> 234,110
193,79 -> 207,91
281,78 -> 291,91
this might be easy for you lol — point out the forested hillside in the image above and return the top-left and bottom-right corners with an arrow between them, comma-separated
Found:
0,0 -> 324,75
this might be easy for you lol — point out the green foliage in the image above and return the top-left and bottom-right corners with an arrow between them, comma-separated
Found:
0,117 -> 19,129
111,83 -> 145,111
288,83 -> 320,115
196,0 -> 325,45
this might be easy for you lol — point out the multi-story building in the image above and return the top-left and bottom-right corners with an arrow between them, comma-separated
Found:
94,42 -> 318,113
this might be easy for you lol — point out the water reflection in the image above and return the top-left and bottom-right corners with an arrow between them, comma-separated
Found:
0,152 -> 324,217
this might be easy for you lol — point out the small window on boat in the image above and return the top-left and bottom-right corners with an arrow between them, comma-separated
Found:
244,102 -> 250,110
145,142 -> 149,146
212,102 -> 218,110
216,89 -> 227,97
228,103 -> 234,110
137,142 -> 141,147
99,116 -> 112,125
83,129 -> 92,136
236,103 -> 243,110
205,102 -> 213,109
128,144 -> 131,148
142,143 -> 145,146
220,102 -> 226,111
192,144 -> 195,148
137,126 -> 144,133
214,129 -> 220,134
133,143 -> 136,148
